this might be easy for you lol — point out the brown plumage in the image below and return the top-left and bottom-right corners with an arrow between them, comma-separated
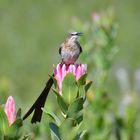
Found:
59,32 -> 83,65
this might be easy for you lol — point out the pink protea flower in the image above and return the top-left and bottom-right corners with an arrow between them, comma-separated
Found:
4,96 -> 16,126
54,63 -> 87,95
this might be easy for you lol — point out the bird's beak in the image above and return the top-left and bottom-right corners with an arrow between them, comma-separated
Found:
77,32 -> 83,36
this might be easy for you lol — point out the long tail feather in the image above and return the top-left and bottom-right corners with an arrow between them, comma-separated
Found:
23,75 -> 54,123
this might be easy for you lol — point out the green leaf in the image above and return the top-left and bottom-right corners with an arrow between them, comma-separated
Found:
52,88 -> 59,95
0,106 -> 9,135
49,122 -> 61,140
74,133 -> 81,140
60,118 -> 79,140
74,130 -> 87,140
57,95 -> 68,115
52,88 -> 68,114
62,73 -> 78,104
85,81 -> 92,93
16,108 -> 22,119
42,109 -> 61,125
77,74 -> 87,86
8,119 -> 23,138
75,114 -> 83,125
10,118 -> 22,128
77,86 -> 85,98
67,97 -> 85,119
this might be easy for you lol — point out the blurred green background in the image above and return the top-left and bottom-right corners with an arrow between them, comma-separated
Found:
0,0 -> 139,122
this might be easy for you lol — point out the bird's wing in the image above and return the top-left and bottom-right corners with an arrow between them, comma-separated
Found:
76,42 -> 83,53
59,45 -> 62,55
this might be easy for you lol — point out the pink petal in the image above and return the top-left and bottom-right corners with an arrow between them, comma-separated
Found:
53,63 -> 87,95
68,64 -> 76,75
76,65 -> 82,80
81,64 -> 87,74
72,65 -> 76,76
75,63 -> 79,69
56,63 -> 62,81
66,64 -> 69,71
62,64 -> 67,80
4,96 -> 16,126
57,78 -> 62,95
54,64 -> 67,95
68,64 -> 72,73
53,64 -> 57,76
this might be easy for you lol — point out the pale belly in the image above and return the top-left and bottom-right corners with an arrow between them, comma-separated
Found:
61,49 -> 80,65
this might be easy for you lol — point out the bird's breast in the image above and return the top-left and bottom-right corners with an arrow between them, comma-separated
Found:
60,44 -> 81,64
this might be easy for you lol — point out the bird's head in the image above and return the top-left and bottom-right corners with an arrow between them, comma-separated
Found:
68,32 -> 83,42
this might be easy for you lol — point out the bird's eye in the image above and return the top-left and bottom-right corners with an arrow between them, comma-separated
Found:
71,33 -> 75,36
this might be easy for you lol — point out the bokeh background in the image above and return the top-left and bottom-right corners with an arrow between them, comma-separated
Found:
0,0 -> 140,139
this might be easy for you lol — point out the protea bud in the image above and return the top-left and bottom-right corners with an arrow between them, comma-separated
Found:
4,96 -> 16,126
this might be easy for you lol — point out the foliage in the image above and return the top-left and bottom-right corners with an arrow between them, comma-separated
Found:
46,73 -> 92,140
0,8 -> 140,140
70,9 -> 140,140
0,107 -> 23,140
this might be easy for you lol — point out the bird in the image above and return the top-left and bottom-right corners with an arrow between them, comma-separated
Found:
59,32 -> 83,65
23,32 -> 83,123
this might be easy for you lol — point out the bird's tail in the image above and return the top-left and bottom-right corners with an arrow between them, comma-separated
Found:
23,75 -> 54,123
